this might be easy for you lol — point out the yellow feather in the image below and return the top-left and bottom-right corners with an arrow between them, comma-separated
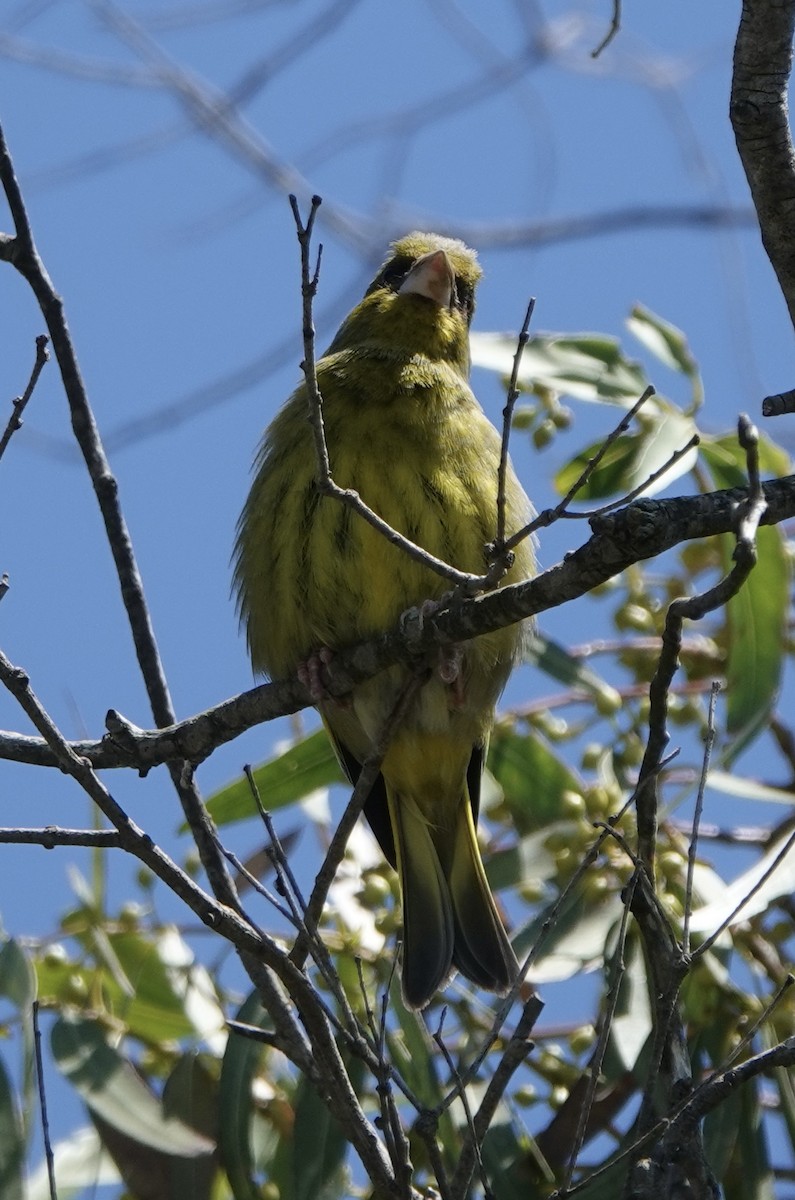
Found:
234,233 -> 534,1008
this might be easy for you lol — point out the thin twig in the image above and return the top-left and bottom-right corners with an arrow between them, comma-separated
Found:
450,992 -> 542,1197
503,386 -> 657,552
0,334 -> 49,464
682,681 -> 720,956
564,872 -> 638,1191
291,671 -> 427,968
433,1009 -> 491,1199
495,297 -> 535,547
560,434 -> 700,521
33,1000 -> 58,1200
289,194 -> 482,590
592,0 -> 622,57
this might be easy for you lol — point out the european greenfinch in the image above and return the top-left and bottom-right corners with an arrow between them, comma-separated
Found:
234,232 -> 534,1010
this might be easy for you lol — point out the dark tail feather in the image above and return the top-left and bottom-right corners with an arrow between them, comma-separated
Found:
388,790 -> 455,1010
389,786 -> 517,1008
448,795 -> 519,993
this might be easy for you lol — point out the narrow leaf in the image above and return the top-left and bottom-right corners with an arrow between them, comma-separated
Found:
488,728 -> 582,834
627,305 -> 699,378
218,992 -> 271,1200
51,1015 -> 214,1156
0,1053 -> 25,1200
206,729 -> 343,827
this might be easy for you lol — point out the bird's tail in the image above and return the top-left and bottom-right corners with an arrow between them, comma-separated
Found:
388,788 -> 519,1011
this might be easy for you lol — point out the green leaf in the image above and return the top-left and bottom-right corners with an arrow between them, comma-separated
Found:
488,728 -> 582,834
109,927 -> 224,1045
721,524 -> 789,761
698,434 -> 791,762
513,889 -> 623,983
554,404 -> 698,501
487,824 -> 562,892
627,305 -> 699,379
480,1106 -> 539,1200
51,1014 -> 214,1156
470,331 -> 649,404
554,434 -> 638,500
700,430 -> 791,488
163,1056 -> 218,1200
292,1057 -> 360,1200
386,981 -> 447,1112
721,1077 -> 773,1200
0,938 -> 36,1121
206,729 -> 344,827
0,1053 -> 25,1200
0,939 -> 36,1010
218,992 -> 271,1200
27,1127 -> 118,1200
602,933 -> 652,1077
689,829 -> 795,934
526,634 -> 621,714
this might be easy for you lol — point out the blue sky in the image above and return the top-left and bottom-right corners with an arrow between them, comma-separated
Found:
1,0 -> 794,1183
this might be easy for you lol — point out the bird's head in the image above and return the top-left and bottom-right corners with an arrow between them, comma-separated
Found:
327,233 -> 482,377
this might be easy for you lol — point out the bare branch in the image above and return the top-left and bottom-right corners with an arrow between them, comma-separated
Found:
731,0 -> 795,332
0,118 -> 238,907
0,826 -> 122,848
0,334 -> 49,464
592,0 -> 622,58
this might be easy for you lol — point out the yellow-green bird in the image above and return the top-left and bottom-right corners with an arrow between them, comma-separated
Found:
234,232 -> 534,1009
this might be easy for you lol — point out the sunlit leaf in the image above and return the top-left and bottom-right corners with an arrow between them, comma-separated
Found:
706,771 -> 795,805
700,431 -> 791,488
603,933 -> 652,1076
488,824 -> 563,892
27,1127 -> 118,1200
513,890 -> 623,983
554,404 -> 698,501
688,831 -> 795,934
627,305 -> 699,379
206,729 -> 343,827
51,1015 -> 214,1156
471,331 -> 648,404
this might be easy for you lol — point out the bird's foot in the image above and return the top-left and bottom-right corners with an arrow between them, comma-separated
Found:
399,597 -> 467,706
298,646 -> 337,705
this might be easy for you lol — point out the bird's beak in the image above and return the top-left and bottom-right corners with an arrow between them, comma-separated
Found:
398,250 -> 455,308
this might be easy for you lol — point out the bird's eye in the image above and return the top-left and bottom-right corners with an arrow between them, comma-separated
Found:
454,280 -> 475,321
367,255 -> 413,296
